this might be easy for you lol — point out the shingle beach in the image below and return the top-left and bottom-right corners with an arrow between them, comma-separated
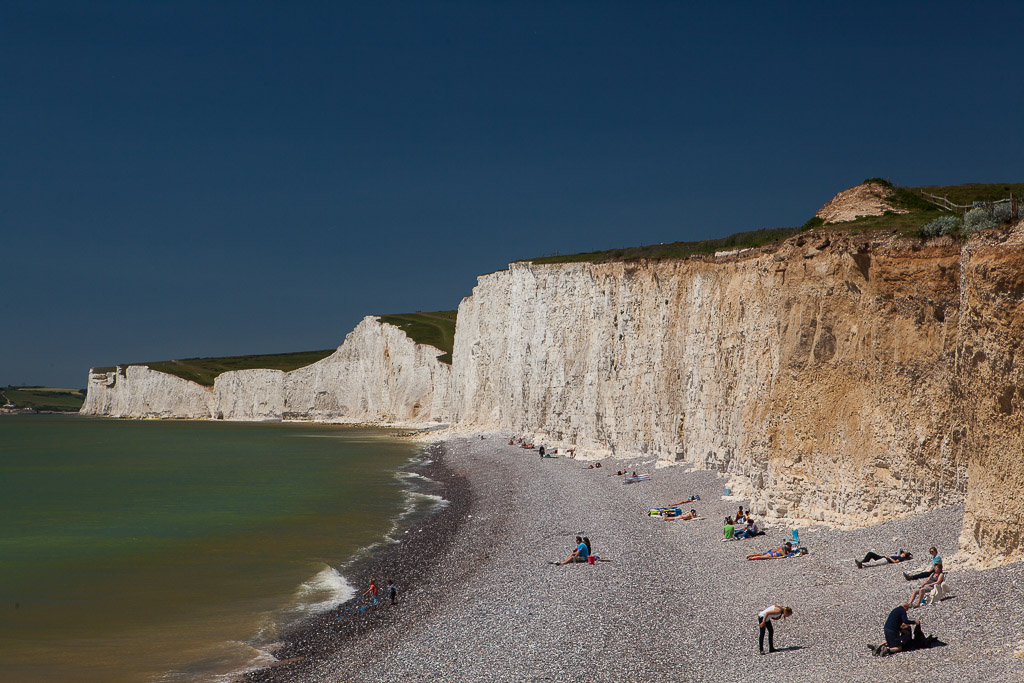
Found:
247,435 -> 1024,682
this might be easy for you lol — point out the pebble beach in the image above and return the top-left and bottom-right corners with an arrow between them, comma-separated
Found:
247,435 -> 1024,682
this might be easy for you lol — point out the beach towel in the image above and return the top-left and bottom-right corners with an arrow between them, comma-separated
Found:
624,474 -> 651,484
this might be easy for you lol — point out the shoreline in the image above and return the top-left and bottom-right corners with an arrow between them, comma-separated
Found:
242,439 -> 471,681
245,434 -> 1024,682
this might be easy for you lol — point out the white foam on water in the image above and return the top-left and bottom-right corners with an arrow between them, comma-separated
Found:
286,564 -> 358,616
207,644 -> 279,683
402,489 -> 449,514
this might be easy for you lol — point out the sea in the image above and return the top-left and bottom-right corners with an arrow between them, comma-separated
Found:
0,415 -> 440,682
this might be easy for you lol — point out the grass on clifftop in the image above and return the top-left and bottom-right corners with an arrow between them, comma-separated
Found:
525,227 -> 801,265
92,349 -> 337,387
377,311 -> 457,364
3,386 -> 86,412
915,182 -> 1024,205
522,181 -> 1021,264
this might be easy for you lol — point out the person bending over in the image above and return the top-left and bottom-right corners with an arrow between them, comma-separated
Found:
872,601 -> 918,656
756,605 -> 793,654
557,536 -> 590,565
856,549 -> 912,568
909,563 -> 944,607
747,542 -> 793,560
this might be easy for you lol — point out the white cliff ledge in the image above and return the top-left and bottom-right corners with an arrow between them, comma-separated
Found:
81,316 -> 451,424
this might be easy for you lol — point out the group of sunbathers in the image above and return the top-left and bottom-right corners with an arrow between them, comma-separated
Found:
723,507 -> 765,542
856,545 -> 947,608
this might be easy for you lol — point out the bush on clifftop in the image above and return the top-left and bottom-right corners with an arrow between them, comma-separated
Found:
962,207 -> 998,235
920,215 -> 961,237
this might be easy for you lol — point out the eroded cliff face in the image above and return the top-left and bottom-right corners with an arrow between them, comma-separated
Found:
81,365 -> 213,418
81,317 -> 451,424
956,231 -> 1024,567
453,230 -> 1022,564
283,317 -> 452,423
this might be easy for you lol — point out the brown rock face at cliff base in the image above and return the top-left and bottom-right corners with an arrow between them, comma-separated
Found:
815,181 -> 909,224
452,228 -> 1023,566
957,230 -> 1024,567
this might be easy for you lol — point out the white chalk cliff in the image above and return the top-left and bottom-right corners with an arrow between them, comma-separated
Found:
81,317 -> 451,424
451,229 -> 1024,567
82,226 -> 1024,566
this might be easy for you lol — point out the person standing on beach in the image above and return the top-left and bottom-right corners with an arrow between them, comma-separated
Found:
387,579 -> 397,605
756,605 -> 792,654
363,578 -> 380,606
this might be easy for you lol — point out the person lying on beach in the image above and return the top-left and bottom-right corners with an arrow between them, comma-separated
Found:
747,542 -> 794,560
872,601 -> 918,656
609,470 -> 628,476
909,563 -> 944,607
557,536 -> 591,565
585,462 -> 602,469
665,495 -> 700,506
855,549 -> 912,568
662,508 -> 699,521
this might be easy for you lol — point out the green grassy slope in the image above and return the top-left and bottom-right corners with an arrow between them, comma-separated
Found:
3,386 -> 87,412
377,311 -> 458,364
522,181 -> 1021,265
92,349 -> 336,387
915,183 -> 1024,205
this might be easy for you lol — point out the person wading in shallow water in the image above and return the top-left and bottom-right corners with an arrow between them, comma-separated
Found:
757,605 -> 793,653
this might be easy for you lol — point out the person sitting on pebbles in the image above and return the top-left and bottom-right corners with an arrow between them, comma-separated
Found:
557,536 -> 590,564
736,517 -> 760,538
909,563 -> 945,607
747,542 -> 794,560
855,549 -> 912,569
723,517 -> 736,541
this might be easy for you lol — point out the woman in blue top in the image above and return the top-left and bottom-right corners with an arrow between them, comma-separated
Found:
557,536 -> 590,564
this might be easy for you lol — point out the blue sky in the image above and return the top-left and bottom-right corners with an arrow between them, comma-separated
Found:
3,1 -> 1022,387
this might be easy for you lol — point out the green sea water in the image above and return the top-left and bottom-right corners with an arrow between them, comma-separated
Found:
0,416 -> 424,682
